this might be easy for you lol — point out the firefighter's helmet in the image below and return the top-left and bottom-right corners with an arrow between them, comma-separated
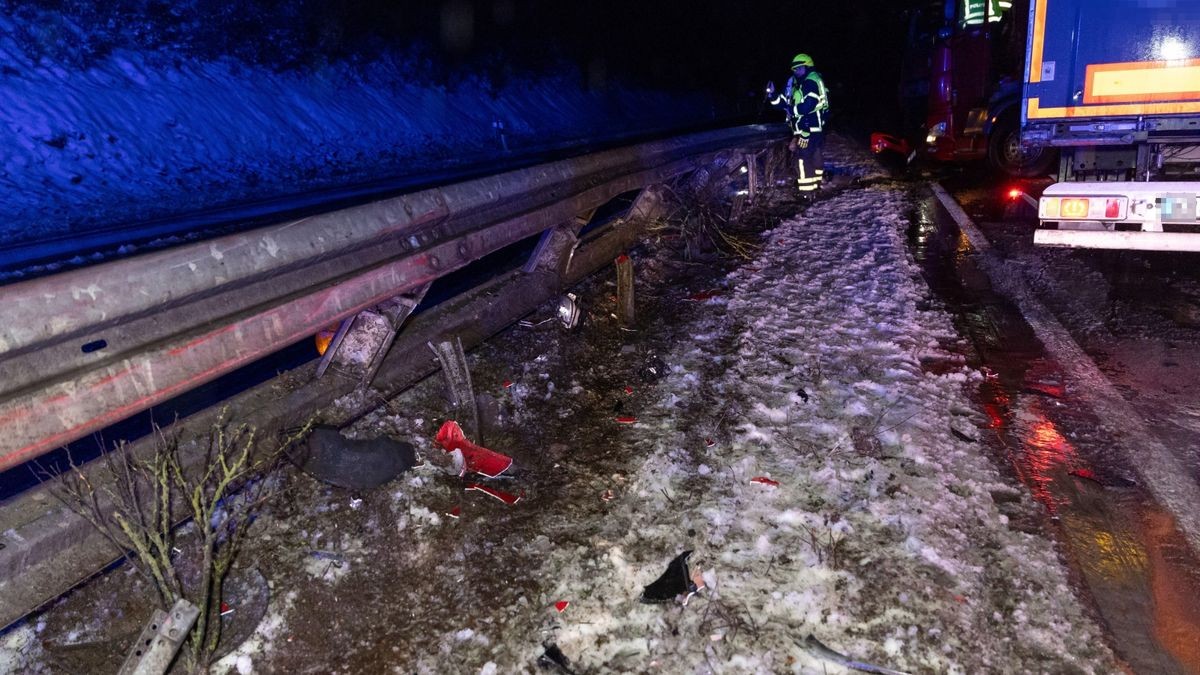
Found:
791,53 -> 814,69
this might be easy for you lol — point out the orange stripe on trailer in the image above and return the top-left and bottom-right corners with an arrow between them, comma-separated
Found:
1084,59 -> 1200,104
1028,0 -> 1049,84
1027,96 -> 1200,120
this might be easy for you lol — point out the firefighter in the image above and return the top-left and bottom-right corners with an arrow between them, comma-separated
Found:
768,53 -> 829,197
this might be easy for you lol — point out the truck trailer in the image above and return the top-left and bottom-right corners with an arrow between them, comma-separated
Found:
1024,0 -> 1200,251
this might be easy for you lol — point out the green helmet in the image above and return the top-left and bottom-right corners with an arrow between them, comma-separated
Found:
791,53 -> 814,68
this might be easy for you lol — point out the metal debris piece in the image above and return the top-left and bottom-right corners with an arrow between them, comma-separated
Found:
797,634 -> 912,675
117,599 -> 200,675
558,293 -> 581,329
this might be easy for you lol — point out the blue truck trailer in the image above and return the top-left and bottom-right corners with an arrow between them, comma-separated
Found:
1023,0 -> 1200,251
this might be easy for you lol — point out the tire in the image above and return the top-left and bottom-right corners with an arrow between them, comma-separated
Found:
987,112 -> 1056,178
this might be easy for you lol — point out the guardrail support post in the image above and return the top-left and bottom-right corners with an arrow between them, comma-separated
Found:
615,254 -> 635,327
428,336 -> 480,442
316,283 -> 432,386
525,215 -> 590,277
746,153 -> 760,202
117,598 -> 199,675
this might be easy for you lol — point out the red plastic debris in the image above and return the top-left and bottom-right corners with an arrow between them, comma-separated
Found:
615,254 -> 630,264
749,476 -> 780,488
704,438 -> 715,448
447,506 -> 461,519
466,483 -> 523,505
502,379 -> 514,389
436,420 -> 513,478
601,489 -> 615,502
624,385 -> 634,395
554,601 -> 570,613
219,602 -> 234,617
615,416 -> 638,424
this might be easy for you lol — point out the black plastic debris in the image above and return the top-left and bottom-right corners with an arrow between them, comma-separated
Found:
949,426 -> 976,443
295,426 -> 417,490
537,643 -> 577,674
640,550 -> 698,604
797,387 -> 809,402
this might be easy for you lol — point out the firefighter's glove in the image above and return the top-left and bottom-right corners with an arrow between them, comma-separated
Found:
793,136 -> 809,150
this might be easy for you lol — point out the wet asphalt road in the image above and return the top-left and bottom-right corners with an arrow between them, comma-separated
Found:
921,170 -> 1200,674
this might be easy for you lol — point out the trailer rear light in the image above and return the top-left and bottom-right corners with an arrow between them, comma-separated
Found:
1060,198 -> 1089,218
1039,196 -> 1127,220
1105,198 -> 1122,219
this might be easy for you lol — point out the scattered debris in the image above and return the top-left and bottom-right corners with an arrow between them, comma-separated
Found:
295,426 -> 417,490
796,634 -> 912,675
446,506 -> 462,519
465,483 -> 523,505
600,489 -> 615,502
310,550 -> 346,567
615,416 -> 638,424
436,420 -> 513,478
219,602 -> 234,618
949,426 -> 977,443
502,379 -> 514,388
750,476 -> 780,488
705,438 -> 716,448
537,643 -> 577,674
797,387 -> 809,402
349,497 -> 363,510
624,385 -> 634,395
554,601 -> 569,613
558,293 -> 581,329
686,290 -> 720,302
640,551 -> 700,604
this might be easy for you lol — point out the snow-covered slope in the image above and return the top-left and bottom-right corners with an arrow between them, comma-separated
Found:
0,11 -> 722,246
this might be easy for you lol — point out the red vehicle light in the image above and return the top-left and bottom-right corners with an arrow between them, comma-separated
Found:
1105,198 -> 1121,218
1007,188 -> 1022,200
1060,198 -> 1090,218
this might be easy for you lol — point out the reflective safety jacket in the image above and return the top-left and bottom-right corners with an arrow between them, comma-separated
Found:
789,71 -> 829,137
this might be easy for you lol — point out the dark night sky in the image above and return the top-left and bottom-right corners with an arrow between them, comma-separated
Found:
348,0 -> 920,128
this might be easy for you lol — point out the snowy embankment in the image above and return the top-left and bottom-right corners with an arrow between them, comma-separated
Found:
525,187 -> 1115,671
0,12 -> 717,245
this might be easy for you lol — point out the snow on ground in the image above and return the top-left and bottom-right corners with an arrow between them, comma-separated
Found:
0,140 -> 1119,673
0,11 -> 720,247
515,185 -> 1116,672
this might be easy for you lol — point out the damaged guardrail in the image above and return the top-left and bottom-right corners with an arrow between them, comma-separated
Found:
0,123 -> 789,629
0,124 -> 784,473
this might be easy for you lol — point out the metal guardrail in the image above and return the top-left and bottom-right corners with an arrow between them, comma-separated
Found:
0,123 -> 789,630
0,124 -> 785,473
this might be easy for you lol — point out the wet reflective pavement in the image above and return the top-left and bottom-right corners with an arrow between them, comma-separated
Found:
910,189 -> 1200,674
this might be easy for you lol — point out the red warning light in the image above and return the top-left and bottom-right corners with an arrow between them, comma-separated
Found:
1007,188 -> 1022,200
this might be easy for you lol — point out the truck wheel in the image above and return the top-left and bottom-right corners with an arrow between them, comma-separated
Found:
988,114 -> 1055,177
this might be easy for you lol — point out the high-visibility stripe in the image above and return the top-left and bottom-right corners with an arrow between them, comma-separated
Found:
1028,0 -> 1048,84
1084,59 -> 1200,104
1027,96 -> 1200,119
797,183 -> 819,192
